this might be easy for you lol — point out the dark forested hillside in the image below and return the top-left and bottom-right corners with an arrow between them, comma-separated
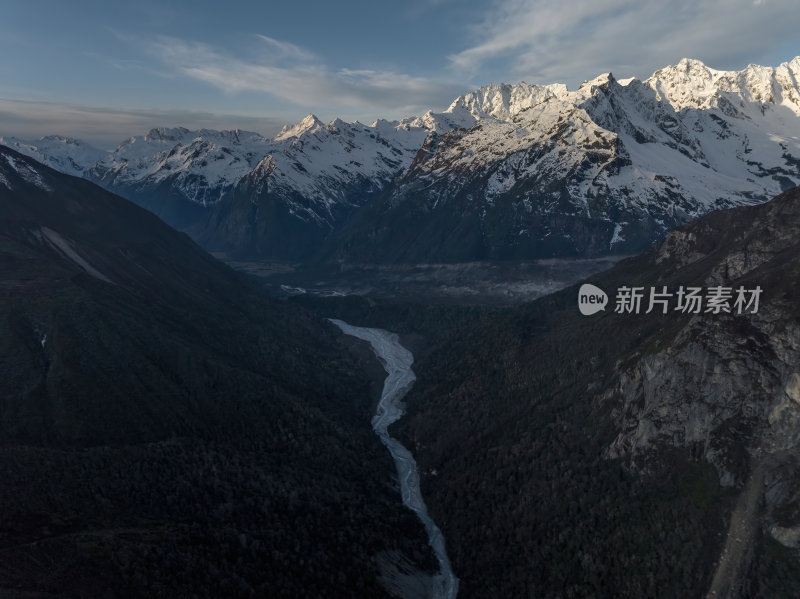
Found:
391,187 -> 800,597
0,146 -> 435,597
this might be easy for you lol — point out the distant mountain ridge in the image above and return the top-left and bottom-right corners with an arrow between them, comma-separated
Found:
3,56 -> 800,261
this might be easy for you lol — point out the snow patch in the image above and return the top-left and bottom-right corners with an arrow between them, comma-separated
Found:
40,227 -> 115,284
3,154 -> 52,191
610,223 -> 625,248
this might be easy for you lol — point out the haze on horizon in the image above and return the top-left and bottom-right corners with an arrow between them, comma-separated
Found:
2,0 -> 798,148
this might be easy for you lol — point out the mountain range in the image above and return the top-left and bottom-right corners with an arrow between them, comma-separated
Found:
4,57 -> 800,263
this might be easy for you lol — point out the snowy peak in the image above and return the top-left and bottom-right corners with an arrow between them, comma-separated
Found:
244,116 -> 430,225
359,56 -> 800,263
274,114 -> 325,141
578,72 -> 617,92
645,56 -> 800,114
250,154 -> 276,179
327,117 -> 349,133
54,115 -> 431,213
647,58 -> 736,108
445,81 -> 569,123
124,126 -> 267,150
40,135 -> 90,146
87,127 -> 273,207
399,109 -> 476,133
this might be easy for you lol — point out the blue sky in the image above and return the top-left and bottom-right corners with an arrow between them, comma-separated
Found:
1,0 -> 798,147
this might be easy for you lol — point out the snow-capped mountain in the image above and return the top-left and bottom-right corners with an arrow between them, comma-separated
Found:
4,57 -> 800,262
244,117 -> 428,225
197,117 -> 430,258
0,135 -> 106,178
88,127 -> 271,207
326,57 -> 800,263
3,117 -> 431,251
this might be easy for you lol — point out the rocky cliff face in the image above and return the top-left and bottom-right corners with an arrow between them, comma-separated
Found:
607,312 -> 800,485
605,190 -> 800,480
586,188 -> 800,596
598,191 -> 800,594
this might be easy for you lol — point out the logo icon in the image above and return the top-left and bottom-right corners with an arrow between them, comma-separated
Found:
578,283 -> 608,316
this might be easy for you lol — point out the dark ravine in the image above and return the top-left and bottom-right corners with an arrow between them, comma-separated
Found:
706,464 -> 765,599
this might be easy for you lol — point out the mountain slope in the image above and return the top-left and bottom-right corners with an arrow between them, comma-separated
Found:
0,146 -> 435,597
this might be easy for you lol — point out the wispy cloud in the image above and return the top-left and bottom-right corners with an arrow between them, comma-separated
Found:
449,0 -> 800,86
0,98 -> 288,148
142,34 -> 464,116
254,34 -> 316,63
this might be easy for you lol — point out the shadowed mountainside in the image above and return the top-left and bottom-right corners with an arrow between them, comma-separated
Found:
0,146 -> 436,598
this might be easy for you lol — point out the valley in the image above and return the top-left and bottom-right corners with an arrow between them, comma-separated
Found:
0,147 -> 440,597
234,257 -> 625,306
4,39 -> 800,598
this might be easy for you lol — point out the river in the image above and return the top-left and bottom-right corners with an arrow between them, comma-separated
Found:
330,319 -> 459,599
